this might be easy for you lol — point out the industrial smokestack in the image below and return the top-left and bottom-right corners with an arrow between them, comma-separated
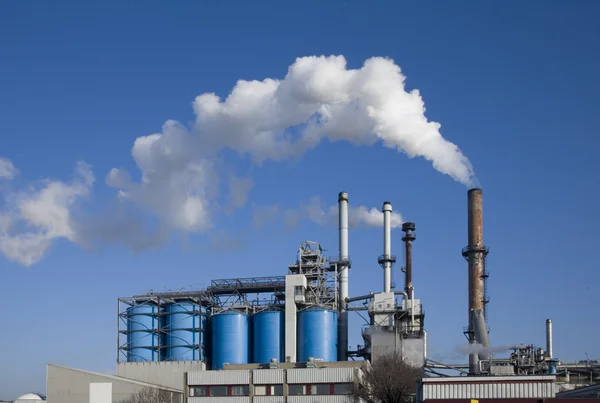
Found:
338,191 -> 349,361
546,319 -> 553,359
381,202 -> 393,293
462,188 -> 490,374
378,202 -> 397,294
401,222 -> 416,299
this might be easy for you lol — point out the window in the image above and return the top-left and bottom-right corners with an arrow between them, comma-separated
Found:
209,386 -> 227,397
309,384 -> 330,395
288,385 -> 306,395
333,383 -> 352,395
231,385 -> 249,396
294,286 -> 303,296
189,387 -> 206,397
254,385 -> 283,396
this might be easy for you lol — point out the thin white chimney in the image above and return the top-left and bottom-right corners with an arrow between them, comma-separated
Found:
546,319 -> 553,359
338,192 -> 349,361
382,201 -> 392,293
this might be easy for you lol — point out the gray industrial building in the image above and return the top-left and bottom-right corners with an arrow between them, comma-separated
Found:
46,364 -> 182,403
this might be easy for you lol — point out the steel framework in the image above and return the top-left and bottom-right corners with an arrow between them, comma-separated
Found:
288,241 -> 337,311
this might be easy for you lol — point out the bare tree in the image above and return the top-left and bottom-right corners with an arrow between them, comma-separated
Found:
352,354 -> 424,403
120,387 -> 179,403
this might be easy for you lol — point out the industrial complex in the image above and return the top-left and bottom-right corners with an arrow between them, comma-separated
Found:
43,189 -> 599,403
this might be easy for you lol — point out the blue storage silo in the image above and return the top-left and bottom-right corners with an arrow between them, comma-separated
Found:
126,304 -> 159,362
252,311 -> 284,363
162,302 -> 203,361
297,309 -> 338,362
211,311 -> 250,369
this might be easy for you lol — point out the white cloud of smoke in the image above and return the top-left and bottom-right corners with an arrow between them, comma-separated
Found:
1,55 -> 475,265
107,55 -> 474,236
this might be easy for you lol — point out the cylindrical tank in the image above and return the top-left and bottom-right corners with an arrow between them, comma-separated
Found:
126,304 -> 158,362
297,309 -> 338,362
162,302 -> 203,361
211,311 -> 250,369
252,311 -> 284,363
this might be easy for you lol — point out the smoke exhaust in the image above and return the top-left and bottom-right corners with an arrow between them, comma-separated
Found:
338,192 -> 349,361
546,319 -> 553,359
378,202 -> 396,293
401,222 -> 416,299
462,188 -> 490,374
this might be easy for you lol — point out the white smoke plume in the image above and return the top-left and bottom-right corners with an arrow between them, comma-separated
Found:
253,196 -> 403,229
1,55 -> 475,265
0,159 -> 94,266
108,55 -> 474,236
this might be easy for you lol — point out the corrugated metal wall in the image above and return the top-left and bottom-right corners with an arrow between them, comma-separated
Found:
422,381 -> 555,400
288,396 -> 353,403
252,369 -> 285,385
188,397 -> 249,403
187,370 -> 250,385
287,368 -> 355,384
254,397 -> 284,403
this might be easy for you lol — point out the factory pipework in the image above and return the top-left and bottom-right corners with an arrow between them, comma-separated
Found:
401,222 -> 416,300
338,191 -> 349,361
546,319 -> 553,359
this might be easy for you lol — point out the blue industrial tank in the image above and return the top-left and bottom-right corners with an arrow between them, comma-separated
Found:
252,311 -> 284,363
126,304 -> 159,362
162,302 -> 203,361
297,309 -> 338,362
211,311 -> 250,369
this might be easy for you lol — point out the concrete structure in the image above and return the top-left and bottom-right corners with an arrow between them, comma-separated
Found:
186,362 -> 364,403
46,364 -> 183,403
417,375 -> 556,402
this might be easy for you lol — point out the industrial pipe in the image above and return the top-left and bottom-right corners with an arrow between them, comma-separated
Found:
338,191 -> 349,361
546,319 -> 553,359
382,202 -> 392,293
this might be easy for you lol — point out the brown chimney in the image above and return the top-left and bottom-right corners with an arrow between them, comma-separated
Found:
401,222 -> 416,300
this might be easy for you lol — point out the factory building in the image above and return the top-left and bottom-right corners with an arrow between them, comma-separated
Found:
44,189 -> 598,403
186,362 -> 364,402
417,375 -> 557,402
46,364 -> 182,403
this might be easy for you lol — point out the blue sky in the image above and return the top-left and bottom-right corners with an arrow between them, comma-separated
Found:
1,0 -> 599,398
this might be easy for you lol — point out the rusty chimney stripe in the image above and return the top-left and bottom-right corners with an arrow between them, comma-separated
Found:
467,188 -> 483,247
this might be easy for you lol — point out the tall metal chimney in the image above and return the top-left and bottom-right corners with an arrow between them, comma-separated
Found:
401,222 -> 416,299
378,202 -> 396,293
338,192 -> 349,361
546,319 -> 553,359
462,188 -> 490,374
